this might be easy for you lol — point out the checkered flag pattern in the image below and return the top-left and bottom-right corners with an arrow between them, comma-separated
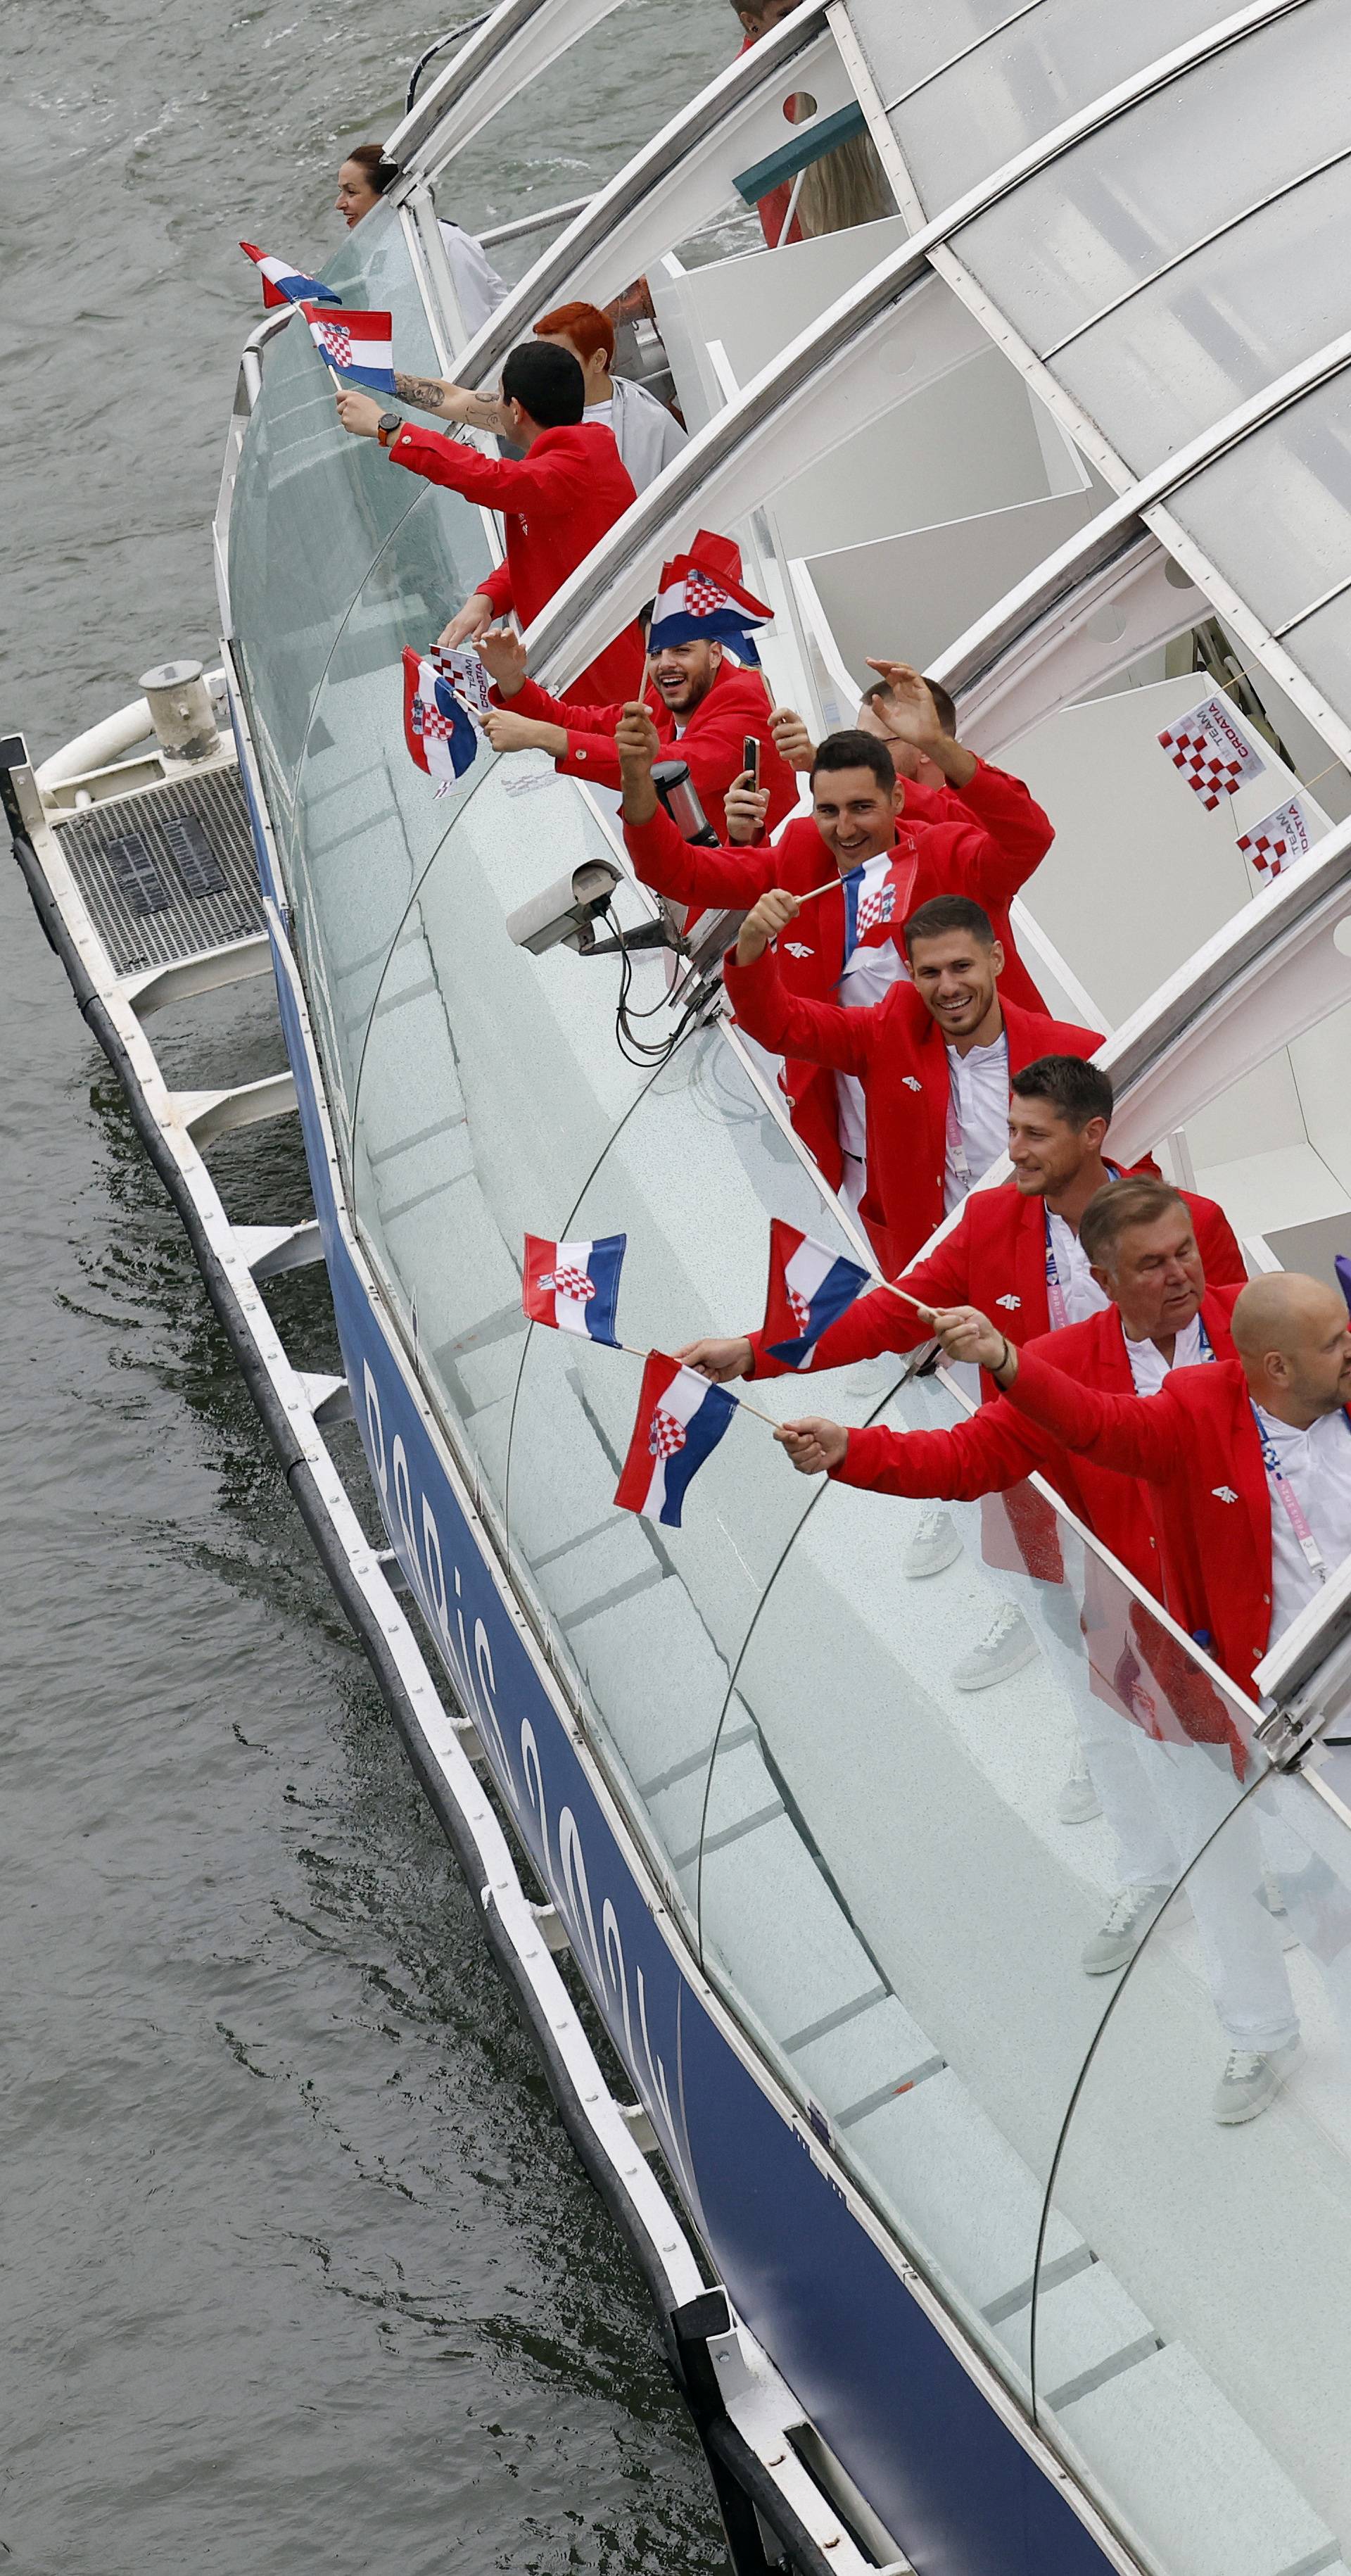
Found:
684,573 -> 728,619
317,322 -> 352,369
1157,693 -> 1266,811
1237,794 -> 1317,881
648,1408 -> 688,1461
540,1268 -> 595,1302
856,885 -> 895,936
413,698 -> 458,744
788,1288 -> 813,1334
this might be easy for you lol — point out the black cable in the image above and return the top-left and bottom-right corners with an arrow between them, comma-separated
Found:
405,11 -> 492,113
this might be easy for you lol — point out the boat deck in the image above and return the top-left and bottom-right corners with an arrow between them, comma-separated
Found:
53,765 -> 265,979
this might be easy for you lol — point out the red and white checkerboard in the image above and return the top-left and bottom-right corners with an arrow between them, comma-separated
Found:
540,1266 -> 595,1302
788,1287 -> 813,1334
684,573 -> 728,619
1157,724 -> 1247,810
856,885 -> 895,936
648,1408 -> 688,1460
1236,793 -> 1317,880
413,698 -> 458,743
317,322 -> 353,369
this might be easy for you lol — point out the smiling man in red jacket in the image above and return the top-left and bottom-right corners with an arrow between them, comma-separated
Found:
775,1178 -> 1307,2123
476,606 -> 799,842
724,890 -> 1101,1275
334,341 -> 646,703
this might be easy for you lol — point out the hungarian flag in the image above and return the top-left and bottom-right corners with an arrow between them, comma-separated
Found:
239,241 -> 341,309
402,649 -> 481,791
615,1354 -> 737,1527
647,529 -> 773,666
302,304 -> 397,391
761,1219 -> 870,1369
522,1232 -> 626,1346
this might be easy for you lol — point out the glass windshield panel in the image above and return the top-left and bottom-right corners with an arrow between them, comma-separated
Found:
950,0 -> 1349,362
1277,586 -> 1351,729
503,1028 -> 896,1930
1034,1761 -> 1351,2574
1050,154 -> 1351,474
697,1408 -> 1268,2412
875,0 -> 1233,220
1167,368 -> 1351,637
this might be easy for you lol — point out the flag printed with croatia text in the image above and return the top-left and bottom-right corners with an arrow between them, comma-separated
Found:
523,1233 -> 626,1345
761,1219 -> 871,1368
402,650 -> 482,790
301,303 -> 396,391
647,550 -> 773,666
615,1353 -> 737,1527
1157,695 -> 1265,809
1237,793 -> 1319,880
240,241 -> 342,308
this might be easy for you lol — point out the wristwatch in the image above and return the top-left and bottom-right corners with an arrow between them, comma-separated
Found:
376,411 -> 404,450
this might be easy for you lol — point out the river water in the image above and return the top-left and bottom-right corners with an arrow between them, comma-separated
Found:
1,6 -> 737,2568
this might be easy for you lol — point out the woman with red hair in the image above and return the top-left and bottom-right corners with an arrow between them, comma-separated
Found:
533,302 -> 687,493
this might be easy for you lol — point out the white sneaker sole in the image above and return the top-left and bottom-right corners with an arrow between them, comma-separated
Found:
951,1627 -> 1041,1691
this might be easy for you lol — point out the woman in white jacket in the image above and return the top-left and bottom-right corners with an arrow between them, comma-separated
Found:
334,144 -> 507,339
533,301 -> 687,494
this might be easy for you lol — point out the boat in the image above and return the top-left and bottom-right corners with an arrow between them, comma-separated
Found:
8,4 -> 1351,2570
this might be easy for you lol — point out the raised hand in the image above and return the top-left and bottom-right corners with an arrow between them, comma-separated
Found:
863,661 -> 943,752
724,773 -> 771,845
675,1336 -> 754,1383
616,701 -> 663,825
735,887 -> 801,967
774,1417 -> 849,1475
478,624 -> 528,695
770,707 -> 816,772
438,593 -> 494,651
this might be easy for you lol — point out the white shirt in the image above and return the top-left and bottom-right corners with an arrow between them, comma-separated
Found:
606,373 -> 687,492
438,221 -> 508,338
943,1034 -> 1010,1213
1046,1211 -> 1110,1325
1252,1406 -> 1351,1644
1125,1310 -> 1208,1399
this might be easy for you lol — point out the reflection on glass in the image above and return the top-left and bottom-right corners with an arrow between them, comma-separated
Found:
696,1407 -> 1272,2411
1034,1761 -> 1351,2575
1170,366 -> 1351,636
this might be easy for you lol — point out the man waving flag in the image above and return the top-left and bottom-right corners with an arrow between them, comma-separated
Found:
616,1354 -> 737,1527
760,1220 -> 871,1370
240,241 -> 342,308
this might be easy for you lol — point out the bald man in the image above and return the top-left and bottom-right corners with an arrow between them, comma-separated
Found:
911,1270 -> 1351,1695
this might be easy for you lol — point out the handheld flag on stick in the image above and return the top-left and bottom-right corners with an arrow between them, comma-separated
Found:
648,529 -> 773,667
615,1354 -> 738,1527
402,648 -> 483,790
239,241 -> 342,309
302,304 -> 397,391
1157,695 -> 1266,809
761,1220 -> 870,1369
523,1233 -> 626,1346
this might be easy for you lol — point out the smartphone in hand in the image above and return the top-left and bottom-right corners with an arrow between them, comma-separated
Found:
742,735 -> 761,790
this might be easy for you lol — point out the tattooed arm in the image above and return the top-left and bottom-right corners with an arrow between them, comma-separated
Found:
393,373 -> 512,434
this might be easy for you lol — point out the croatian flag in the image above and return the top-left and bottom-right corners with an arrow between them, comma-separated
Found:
302,304 -> 397,391
761,1219 -> 870,1369
615,1353 -> 738,1528
842,849 -> 917,956
523,1232 -> 626,1345
647,545 -> 773,667
240,241 -> 342,309
403,648 -> 484,790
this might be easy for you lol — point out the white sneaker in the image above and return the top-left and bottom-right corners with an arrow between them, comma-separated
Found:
902,1505 -> 962,1580
1212,2034 -> 1302,2125
1082,1881 -> 1172,1976
950,1601 -> 1039,1691
1058,1759 -> 1102,1826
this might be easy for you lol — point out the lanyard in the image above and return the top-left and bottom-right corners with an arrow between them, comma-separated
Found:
1250,1403 -> 1350,1583
1042,1166 -> 1123,1329
945,1081 -> 971,1187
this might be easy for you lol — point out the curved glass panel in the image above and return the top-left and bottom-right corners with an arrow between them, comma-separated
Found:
1167,365 -> 1351,638
697,1432 -> 1268,2408
350,754 -> 685,1520
950,0 -> 1347,366
503,1028 -> 895,1926
1033,1762 -> 1351,2574
847,0 -> 1233,219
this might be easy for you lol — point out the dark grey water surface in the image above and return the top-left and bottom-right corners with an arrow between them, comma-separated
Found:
2,6 -> 736,2567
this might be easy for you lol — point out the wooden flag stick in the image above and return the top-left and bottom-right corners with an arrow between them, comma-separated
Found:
615,1339 -> 780,1428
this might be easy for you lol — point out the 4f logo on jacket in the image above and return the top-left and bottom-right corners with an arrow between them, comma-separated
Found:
996,1294 -> 1021,1311
1212,1484 -> 1239,1503
901,1075 -> 922,1092
784,942 -> 813,958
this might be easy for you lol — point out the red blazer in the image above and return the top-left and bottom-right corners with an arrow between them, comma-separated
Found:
391,421 -> 645,703
834,1287 -> 1251,1768
1003,1330 -> 1351,1702
747,1180 -> 1245,1382
723,954 -> 1102,1273
498,659 -> 799,842
899,761 -> 1053,886
626,795 -> 1051,1190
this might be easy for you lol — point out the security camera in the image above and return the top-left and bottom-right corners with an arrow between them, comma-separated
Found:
506,858 -> 623,956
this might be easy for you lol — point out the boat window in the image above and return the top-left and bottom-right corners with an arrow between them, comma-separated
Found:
1165,366 -> 1351,645
1033,1756 -> 1351,2574
844,0 -> 1236,220
693,1437 -> 1279,2439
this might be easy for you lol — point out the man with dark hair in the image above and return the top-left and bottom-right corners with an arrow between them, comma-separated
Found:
616,706 -> 1053,1216
722,890 -> 1101,1274
534,301 -> 687,490
774,1192 -> 1307,2122
334,343 -> 645,702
